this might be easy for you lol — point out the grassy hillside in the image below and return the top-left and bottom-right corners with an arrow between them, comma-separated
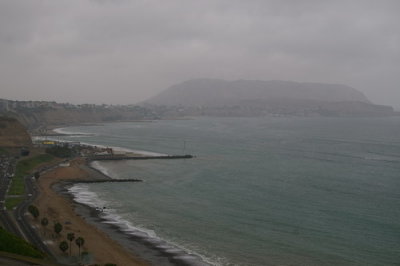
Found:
0,227 -> 45,259
6,154 -> 55,209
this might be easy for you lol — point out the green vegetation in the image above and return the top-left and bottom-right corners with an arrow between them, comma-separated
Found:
67,232 -> 75,256
0,147 -> 9,155
34,171 -> 40,179
41,217 -> 49,236
54,222 -> 63,235
0,226 -> 45,259
4,196 -> 24,210
75,237 -> 85,257
6,154 -> 54,209
8,154 -> 54,195
41,217 -> 49,227
59,241 -> 68,253
28,205 -> 40,219
46,145 -> 75,158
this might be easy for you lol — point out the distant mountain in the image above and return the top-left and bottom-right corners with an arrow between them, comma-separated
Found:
145,79 -> 371,106
143,79 -> 394,116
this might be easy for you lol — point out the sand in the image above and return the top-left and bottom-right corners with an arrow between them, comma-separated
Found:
33,158 -> 150,266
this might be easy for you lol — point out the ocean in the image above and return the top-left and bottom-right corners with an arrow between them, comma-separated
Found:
53,117 -> 400,265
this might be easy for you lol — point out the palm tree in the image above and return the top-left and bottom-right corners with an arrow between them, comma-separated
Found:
59,241 -> 68,254
67,232 -> 75,256
41,217 -> 48,236
75,237 -> 85,258
54,222 -> 62,236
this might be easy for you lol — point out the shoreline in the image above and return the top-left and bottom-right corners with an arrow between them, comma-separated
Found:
30,119 -> 196,137
33,158 -> 150,266
62,161 -> 210,266
32,123 -> 209,265
30,121 -> 156,137
54,183 -> 178,266
34,158 -> 209,266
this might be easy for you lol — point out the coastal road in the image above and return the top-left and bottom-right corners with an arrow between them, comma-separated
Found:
0,208 -> 21,236
13,172 -> 58,261
0,157 -> 21,236
0,156 -> 63,264
13,176 -> 51,255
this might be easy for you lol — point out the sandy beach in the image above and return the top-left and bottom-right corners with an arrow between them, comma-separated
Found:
32,158 -> 150,266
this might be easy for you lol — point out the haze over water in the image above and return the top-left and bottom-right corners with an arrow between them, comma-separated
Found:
57,117 -> 400,265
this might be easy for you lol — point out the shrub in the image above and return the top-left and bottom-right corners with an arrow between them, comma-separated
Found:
28,205 -> 39,219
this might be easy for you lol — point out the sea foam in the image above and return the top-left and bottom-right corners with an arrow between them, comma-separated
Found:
89,161 -> 113,178
53,127 -> 95,136
40,127 -> 167,157
68,184 -> 216,266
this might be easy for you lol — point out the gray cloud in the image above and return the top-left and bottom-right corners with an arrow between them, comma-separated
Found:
0,0 -> 399,107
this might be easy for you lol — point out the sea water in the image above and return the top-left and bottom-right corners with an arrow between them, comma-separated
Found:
56,117 -> 400,265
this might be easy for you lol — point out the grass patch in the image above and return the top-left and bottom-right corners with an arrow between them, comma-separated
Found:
0,226 -> 45,259
8,154 -> 54,196
0,147 -> 9,155
4,196 -> 24,210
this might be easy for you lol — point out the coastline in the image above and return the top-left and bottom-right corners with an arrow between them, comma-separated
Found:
30,120 -> 156,137
56,185 -> 189,266
32,158 -> 150,266
31,124 -> 210,266
25,118 -> 400,266
34,158 -> 209,266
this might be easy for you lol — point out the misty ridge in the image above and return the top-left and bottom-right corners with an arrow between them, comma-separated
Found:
0,78 -> 397,129
0,79 -> 398,128
145,79 -> 370,106
143,79 -> 395,117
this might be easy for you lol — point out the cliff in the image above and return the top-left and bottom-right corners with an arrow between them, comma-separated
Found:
0,117 -> 32,147
0,100 -> 158,130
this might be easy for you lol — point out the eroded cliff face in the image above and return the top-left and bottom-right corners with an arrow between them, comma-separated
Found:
0,117 -> 32,147
1,105 -> 157,130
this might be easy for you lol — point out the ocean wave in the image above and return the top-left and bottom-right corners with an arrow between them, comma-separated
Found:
89,161 -> 114,178
72,140 -> 167,157
68,184 -> 217,266
363,153 -> 400,162
53,127 -> 95,136
35,134 -> 167,157
46,127 -> 168,157
68,184 -> 108,208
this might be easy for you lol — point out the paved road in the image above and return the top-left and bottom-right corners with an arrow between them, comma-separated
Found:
0,210 -> 20,236
0,156 -> 21,236
14,176 -> 47,251
13,168 -> 60,261
0,156 -> 13,206
0,157 -> 64,264
0,256 -> 34,265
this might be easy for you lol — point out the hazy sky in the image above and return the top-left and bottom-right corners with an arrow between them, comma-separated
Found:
0,0 -> 399,107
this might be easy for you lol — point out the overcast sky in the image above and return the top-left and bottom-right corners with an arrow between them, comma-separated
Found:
0,0 -> 399,107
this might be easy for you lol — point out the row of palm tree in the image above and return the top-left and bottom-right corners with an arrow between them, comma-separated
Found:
59,233 -> 85,257
30,205 -> 117,265
27,206 -> 86,258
